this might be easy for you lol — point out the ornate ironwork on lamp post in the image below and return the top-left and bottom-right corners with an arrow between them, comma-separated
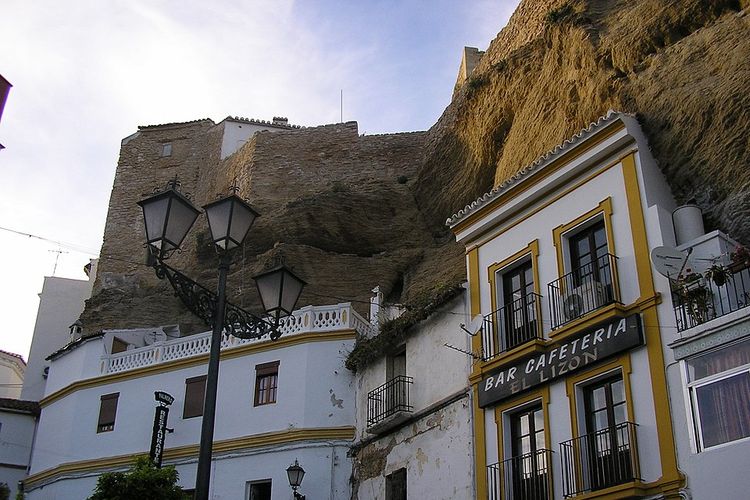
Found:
138,179 -> 306,500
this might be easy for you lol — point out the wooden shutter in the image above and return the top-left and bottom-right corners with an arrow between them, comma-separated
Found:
97,393 -> 119,432
183,375 -> 207,418
254,361 -> 280,406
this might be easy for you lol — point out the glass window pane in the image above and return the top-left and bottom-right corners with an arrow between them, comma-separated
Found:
520,414 -> 529,436
593,410 -> 609,431
614,403 -> 627,425
591,386 -> 607,410
695,372 -> 750,448
688,340 -> 750,381
612,379 -> 625,404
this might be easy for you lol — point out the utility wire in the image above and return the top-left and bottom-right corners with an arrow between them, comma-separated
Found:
0,225 -> 99,256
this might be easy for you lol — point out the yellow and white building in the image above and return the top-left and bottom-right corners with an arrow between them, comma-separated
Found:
448,111 -> 686,499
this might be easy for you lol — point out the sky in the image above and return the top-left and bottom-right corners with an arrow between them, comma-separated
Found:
0,0 -> 519,360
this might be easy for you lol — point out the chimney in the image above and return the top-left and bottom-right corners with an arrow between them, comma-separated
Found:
272,116 -> 288,126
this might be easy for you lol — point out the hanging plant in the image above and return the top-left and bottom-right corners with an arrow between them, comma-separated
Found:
704,263 -> 732,287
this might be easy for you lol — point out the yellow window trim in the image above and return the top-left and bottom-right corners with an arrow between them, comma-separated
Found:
492,386 -> 551,467
564,353 -> 635,441
488,239 -> 541,313
552,197 -> 616,279
473,384 -> 488,500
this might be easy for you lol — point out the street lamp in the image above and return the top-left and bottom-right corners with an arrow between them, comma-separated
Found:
286,459 -> 306,500
138,180 -> 306,500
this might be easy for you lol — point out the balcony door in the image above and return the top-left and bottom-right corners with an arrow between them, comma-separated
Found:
583,375 -> 631,490
386,350 -> 406,415
501,262 -> 536,350
570,221 -> 608,286
509,405 -> 548,500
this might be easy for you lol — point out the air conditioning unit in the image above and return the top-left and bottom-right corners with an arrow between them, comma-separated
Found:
563,281 -> 608,320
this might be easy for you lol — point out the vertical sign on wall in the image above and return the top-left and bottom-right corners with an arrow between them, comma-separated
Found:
150,391 -> 174,467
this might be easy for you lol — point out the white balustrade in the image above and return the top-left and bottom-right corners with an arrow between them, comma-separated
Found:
102,303 -> 370,374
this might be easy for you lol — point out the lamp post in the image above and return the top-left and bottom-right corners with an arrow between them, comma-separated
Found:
138,180 -> 306,500
286,459 -> 306,500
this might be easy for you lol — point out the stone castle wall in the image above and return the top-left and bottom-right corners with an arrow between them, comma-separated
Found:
81,119 -> 437,335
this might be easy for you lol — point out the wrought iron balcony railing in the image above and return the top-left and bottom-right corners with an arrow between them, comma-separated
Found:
560,421 -> 640,497
487,449 -> 554,500
548,253 -> 619,330
481,293 -> 543,361
367,375 -> 413,428
672,263 -> 750,332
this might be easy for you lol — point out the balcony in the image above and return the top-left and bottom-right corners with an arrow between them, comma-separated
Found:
672,263 -> 750,332
548,254 -> 619,330
481,293 -> 543,361
101,303 -> 372,374
367,375 -> 413,432
487,449 -> 554,500
560,422 -> 640,497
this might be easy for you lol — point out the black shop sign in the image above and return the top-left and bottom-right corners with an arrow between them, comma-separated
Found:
478,314 -> 642,408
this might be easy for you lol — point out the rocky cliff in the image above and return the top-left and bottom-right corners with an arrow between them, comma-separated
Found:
81,0 -> 749,338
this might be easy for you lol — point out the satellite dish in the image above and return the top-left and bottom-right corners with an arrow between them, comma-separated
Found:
144,330 -> 167,345
460,315 -> 484,336
651,246 -> 697,279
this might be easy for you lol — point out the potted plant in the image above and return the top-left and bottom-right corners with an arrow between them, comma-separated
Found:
704,263 -> 732,287
674,272 -> 713,326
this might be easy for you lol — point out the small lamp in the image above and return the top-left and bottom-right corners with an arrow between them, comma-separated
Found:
286,459 -> 305,499
137,182 -> 200,260
202,194 -> 259,251
253,265 -> 306,325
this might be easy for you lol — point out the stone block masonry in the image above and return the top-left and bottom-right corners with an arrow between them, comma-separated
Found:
80,118 -> 462,336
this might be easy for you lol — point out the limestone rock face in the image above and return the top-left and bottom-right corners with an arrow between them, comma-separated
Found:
419,0 -> 750,239
81,0 -> 749,335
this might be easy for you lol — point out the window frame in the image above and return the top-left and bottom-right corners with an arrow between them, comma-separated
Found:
160,142 -> 172,157
183,375 -> 207,419
254,361 -> 280,407
684,340 -> 750,452
552,198 -> 616,280
385,468 -> 407,500
245,479 -> 272,500
487,240 -> 541,352
97,392 -> 119,433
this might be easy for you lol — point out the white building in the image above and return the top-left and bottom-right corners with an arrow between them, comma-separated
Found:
350,287 -> 475,500
657,214 -> 750,499
448,111 -> 687,499
24,303 -> 366,500
0,398 -> 38,498
0,350 -> 26,399
22,261 -> 97,402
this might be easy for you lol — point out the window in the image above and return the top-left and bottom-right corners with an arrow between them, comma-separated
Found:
97,393 -> 119,432
581,373 -> 632,491
385,468 -> 406,500
498,261 -> 538,350
246,480 -> 271,500
508,404 -> 549,500
183,375 -> 207,418
254,361 -> 279,406
687,339 -> 750,450
161,143 -> 172,157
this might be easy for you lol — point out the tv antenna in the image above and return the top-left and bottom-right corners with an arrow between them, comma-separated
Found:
49,248 -> 69,276
443,343 -> 481,360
